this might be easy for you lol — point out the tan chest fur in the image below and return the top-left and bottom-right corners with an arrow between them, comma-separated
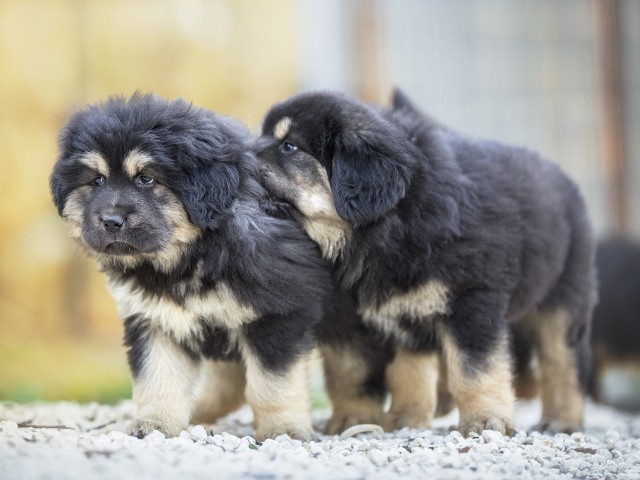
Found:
357,280 -> 450,343
107,278 -> 258,343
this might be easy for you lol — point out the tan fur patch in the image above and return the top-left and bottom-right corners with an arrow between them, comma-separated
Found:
145,185 -> 202,272
61,186 -> 90,240
296,164 -> 352,261
158,186 -> 201,245
359,280 -> 449,343
435,359 -> 456,416
514,363 -> 540,400
191,360 -> 246,424
438,325 -> 515,435
80,151 -> 110,177
123,149 -> 154,178
382,350 -> 439,430
108,278 -> 258,343
273,117 -> 292,140
130,328 -> 201,438
241,340 -> 312,440
527,309 -> 584,431
321,345 -> 385,434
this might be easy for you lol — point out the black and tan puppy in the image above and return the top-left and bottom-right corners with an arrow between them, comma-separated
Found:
255,90 -> 597,435
50,94 -> 334,441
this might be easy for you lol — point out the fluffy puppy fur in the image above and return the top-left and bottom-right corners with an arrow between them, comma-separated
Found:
50,94 -> 336,441
254,89 -> 597,435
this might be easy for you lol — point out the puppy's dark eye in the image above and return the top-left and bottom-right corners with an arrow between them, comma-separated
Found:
281,141 -> 298,153
135,175 -> 155,187
93,175 -> 105,186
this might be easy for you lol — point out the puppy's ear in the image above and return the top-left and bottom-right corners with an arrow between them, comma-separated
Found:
391,88 -> 429,121
50,119 -> 87,216
179,159 -> 240,230
50,162 -> 72,215
166,118 -> 243,230
330,115 -> 413,227
391,88 -> 417,112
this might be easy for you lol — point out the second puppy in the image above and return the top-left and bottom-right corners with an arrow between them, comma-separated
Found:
255,89 -> 597,435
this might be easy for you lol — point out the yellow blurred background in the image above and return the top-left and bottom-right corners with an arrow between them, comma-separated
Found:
1,0 -> 639,404
0,0 -> 299,402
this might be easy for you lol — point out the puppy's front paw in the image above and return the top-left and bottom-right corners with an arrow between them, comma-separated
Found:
128,416 -> 185,439
255,422 -> 312,442
459,415 -> 515,437
532,419 -> 582,434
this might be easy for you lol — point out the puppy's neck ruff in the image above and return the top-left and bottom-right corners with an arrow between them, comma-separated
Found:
301,217 -> 351,262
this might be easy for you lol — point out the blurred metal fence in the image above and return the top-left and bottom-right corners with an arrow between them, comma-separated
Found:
298,0 -> 640,237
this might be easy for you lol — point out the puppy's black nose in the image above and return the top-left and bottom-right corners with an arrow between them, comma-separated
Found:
101,213 -> 125,233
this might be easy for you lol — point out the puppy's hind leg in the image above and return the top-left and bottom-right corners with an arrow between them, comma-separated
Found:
527,308 -> 589,433
527,221 -> 595,433
380,349 -> 439,431
321,343 -> 389,435
191,360 -> 246,425
243,349 -> 313,441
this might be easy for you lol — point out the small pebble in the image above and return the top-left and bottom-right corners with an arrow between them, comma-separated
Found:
189,425 -> 207,441
367,449 -> 388,467
482,429 -> 505,444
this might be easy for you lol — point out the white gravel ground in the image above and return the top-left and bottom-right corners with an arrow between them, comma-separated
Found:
2,399 -> 640,479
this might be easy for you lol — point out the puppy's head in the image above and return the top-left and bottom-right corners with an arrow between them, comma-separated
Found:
51,94 -> 247,269
255,92 -> 414,229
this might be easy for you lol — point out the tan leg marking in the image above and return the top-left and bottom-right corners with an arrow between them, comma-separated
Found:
435,357 -> 456,417
381,350 -> 439,431
130,329 -> 200,438
439,327 -> 515,436
191,360 -> 246,425
514,363 -> 539,400
528,309 -> 584,432
321,345 -> 385,435
242,344 -> 312,441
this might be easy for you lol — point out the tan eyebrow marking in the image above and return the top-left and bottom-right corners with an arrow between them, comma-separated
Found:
80,152 -> 110,176
273,117 -> 292,140
123,149 -> 154,178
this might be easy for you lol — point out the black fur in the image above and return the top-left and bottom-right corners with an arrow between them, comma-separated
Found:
123,315 -> 152,378
255,89 -> 598,433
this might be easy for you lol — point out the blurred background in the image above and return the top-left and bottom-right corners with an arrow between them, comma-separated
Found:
0,0 -> 638,409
